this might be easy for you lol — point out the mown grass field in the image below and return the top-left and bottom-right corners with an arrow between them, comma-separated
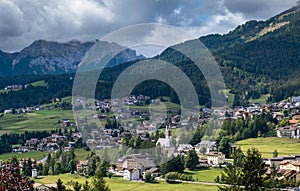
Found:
236,137 -> 300,158
34,174 -> 218,191
0,109 -> 74,134
129,101 -> 181,112
249,94 -> 270,104
0,151 -> 49,162
184,168 -> 223,182
30,80 -> 48,87
0,148 -> 91,162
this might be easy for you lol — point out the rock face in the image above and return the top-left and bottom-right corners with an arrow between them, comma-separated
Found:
0,40 -> 144,76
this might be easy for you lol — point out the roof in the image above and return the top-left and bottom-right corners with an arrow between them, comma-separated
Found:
280,160 -> 289,165
289,119 -> 299,124
133,156 -> 156,169
278,169 -> 297,179
195,140 -> 217,147
156,138 -> 172,147
293,114 -> 300,120
280,160 -> 300,167
291,160 -> 300,166
78,160 -> 88,165
207,152 -> 223,157
117,154 -> 156,169
146,167 -> 160,173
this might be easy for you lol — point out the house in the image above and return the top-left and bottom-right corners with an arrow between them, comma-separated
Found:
289,119 -> 299,125
32,168 -> 38,178
198,157 -> 209,167
278,160 -> 300,182
4,109 -> 12,114
12,146 -> 30,153
116,154 -> 157,181
177,144 -> 194,153
26,138 -> 38,147
280,160 -> 300,172
194,140 -> 218,154
117,154 -> 160,181
292,96 -> 300,103
145,167 -> 161,178
116,154 -> 156,172
277,126 -> 300,138
77,160 -> 88,172
293,115 -> 300,121
62,119 -> 71,127
124,168 -> 141,181
33,183 -> 57,191
264,155 -> 300,168
273,112 -> 284,121
207,152 -> 225,165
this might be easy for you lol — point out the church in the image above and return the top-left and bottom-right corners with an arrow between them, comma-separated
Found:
156,124 -> 175,157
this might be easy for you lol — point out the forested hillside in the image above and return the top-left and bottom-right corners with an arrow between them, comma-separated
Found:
0,6 -> 299,111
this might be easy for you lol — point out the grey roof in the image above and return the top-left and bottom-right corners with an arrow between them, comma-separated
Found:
146,167 -> 160,173
133,155 -> 156,169
117,154 -> 156,169
196,140 -> 217,147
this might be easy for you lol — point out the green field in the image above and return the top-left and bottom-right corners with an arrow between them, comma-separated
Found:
249,94 -> 270,104
30,80 -> 48,87
42,96 -> 72,108
0,151 -> 49,162
0,109 -> 74,134
0,88 -> 21,93
0,148 -> 91,162
34,174 -> 218,191
236,137 -> 300,158
224,89 -> 234,108
0,80 -> 48,93
130,101 -> 181,112
184,168 -> 222,182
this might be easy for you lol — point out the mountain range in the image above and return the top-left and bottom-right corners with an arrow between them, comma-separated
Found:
0,5 -> 299,110
0,40 -> 144,76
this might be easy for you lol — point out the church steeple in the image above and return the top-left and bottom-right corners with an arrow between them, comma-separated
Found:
165,124 -> 172,140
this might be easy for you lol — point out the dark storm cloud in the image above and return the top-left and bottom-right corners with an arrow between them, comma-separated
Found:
223,0 -> 298,19
0,0 -> 298,52
0,1 -> 25,37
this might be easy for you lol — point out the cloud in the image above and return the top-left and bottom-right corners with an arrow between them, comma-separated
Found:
0,0 -> 298,52
0,0 -> 25,37
223,0 -> 299,19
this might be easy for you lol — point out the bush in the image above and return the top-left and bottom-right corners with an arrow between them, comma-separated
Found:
165,172 -> 178,183
144,172 -> 155,183
165,172 -> 194,183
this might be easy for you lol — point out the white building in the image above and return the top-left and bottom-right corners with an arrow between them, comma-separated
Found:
156,125 -> 175,157
124,168 -> 141,181
32,169 -> 38,178
194,140 -> 218,154
207,152 -> 225,165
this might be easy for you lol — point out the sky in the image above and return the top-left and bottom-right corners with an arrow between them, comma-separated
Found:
0,0 -> 299,55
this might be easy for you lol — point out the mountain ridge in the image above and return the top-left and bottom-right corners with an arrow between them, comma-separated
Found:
0,39 -> 144,76
0,5 -> 299,109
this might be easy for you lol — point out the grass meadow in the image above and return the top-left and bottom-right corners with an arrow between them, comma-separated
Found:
0,148 -> 91,162
184,168 -> 223,182
0,109 -> 74,134
34,174 -> 219,191
236,137 -> 300,158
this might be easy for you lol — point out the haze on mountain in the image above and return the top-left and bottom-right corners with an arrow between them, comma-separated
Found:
0,5 -> 299,111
